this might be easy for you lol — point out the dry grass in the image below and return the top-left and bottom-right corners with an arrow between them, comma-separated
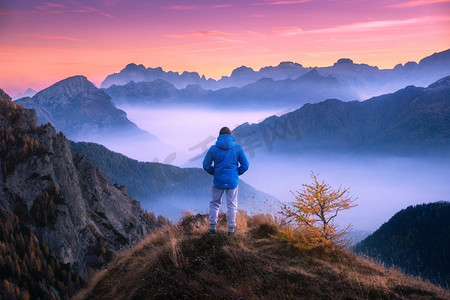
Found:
74,212 -> 450,300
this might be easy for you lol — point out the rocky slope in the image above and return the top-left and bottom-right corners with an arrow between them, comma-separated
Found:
75,214 -> 450,299
232,76 -> 450,156
1,90 -> 164,278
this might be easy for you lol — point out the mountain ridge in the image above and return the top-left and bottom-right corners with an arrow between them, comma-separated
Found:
100,48 -> 450,101
231,76 -> 450,156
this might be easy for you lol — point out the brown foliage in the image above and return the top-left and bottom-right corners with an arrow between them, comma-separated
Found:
279,173 -> 356,251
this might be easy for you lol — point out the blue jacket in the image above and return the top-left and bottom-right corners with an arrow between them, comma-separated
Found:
203,134 -> 249,189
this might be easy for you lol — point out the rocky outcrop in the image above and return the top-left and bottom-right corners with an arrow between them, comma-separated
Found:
1,90 -> 161,275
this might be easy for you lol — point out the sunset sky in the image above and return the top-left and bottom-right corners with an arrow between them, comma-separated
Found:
1,0 -> 449,96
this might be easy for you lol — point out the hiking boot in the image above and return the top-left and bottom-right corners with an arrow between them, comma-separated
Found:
227,231 -> 235,237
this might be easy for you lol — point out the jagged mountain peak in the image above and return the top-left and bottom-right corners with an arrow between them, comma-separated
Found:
27,75 -> 112,109
298,68 -> 333,81
231,65 -> 255,76
38,75 -> 97,96
334,58 -> 354,65
277,61 -> 303,68
124,63 -> 146,71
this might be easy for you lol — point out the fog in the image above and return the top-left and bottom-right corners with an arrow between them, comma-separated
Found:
115,106 -> 450,232
119,105 -> 283,164
239,154 -> 450,231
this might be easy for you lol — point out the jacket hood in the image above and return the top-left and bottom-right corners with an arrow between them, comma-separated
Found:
215,134 -> 236,150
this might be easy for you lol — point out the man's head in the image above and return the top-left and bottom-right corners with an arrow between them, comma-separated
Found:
219,127 -> 232,135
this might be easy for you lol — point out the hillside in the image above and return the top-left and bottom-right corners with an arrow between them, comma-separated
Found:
70,141 -> 278,218
76,214 -> 450,299
0,90 -> 166,298
354,202 -> 450,288
232,76 -> 450,156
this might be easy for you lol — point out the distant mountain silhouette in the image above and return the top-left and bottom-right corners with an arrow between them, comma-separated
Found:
13,88 -> 37,100
101,63 -> 215,89
354,202 -> 450,288
232,76 -> 450,156
101,49 -> 450,101
104,69 -> 357,109
15,76 -> 172,160
70,141 -> 278,218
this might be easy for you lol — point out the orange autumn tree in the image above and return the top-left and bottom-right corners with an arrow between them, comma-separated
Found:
279,173 -> 357,250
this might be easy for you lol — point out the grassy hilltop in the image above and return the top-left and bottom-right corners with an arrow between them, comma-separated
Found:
75,213 -> 449,300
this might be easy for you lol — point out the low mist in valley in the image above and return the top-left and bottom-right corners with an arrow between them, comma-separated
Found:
119,106 -> 283,164
113,106 -> 449,232
234,154 -> 450,232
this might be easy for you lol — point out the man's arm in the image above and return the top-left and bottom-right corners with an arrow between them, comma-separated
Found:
203,148 -> 214,175
237,146 -> 249,175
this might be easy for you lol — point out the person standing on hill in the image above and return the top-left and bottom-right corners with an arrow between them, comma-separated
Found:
203,127 -> 249,236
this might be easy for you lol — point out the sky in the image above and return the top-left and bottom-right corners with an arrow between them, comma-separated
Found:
0,0 -> 449,96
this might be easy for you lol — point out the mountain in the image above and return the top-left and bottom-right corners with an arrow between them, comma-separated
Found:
76,214 -> 450,299
15,76 -> 172,161
100,49 -> 450,101
70,141 -> 278,218
209,69 -> 356,108
15,76 -> 152,140
103,69 -> 357,109
0,90 -> 166,297
103,78 -> 179,106
232,76 -> 450,156
100,63 -> 217,89
13,88 -> 37,100
354,202 -> 450,288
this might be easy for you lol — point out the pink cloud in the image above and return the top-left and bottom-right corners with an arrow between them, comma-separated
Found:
167,30 -> 239,40
21,33 -> 86,42
102,0 -> 121,6
389,0 -> 450,8
251,14 -> 268,18
306,16 -> 449,34
210,4 -> 233,8
169,5 -> 196,10
34,1 -> 114,18
44,2 -> 64,8
272,26 -> 304,36
253,0 -> 311,5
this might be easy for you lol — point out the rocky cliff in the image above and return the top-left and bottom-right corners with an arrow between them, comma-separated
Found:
1,90 -> 163,276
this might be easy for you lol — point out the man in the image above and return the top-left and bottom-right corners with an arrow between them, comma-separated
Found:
203,127 -> 249,236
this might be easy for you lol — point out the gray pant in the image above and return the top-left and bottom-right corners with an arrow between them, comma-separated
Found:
209,186 -> 238,229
